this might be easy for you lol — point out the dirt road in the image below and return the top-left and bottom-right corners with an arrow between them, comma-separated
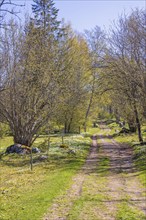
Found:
43,131 -> 146,220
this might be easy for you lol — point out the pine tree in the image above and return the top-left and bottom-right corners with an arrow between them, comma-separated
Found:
31,0 -> 61,39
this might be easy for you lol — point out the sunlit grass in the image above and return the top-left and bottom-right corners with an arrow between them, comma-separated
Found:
0,133 -> 91,220
0,136 -> 13,153
116,202 -> 146,220
67,154 -> 110,220
0,125 -> 146,219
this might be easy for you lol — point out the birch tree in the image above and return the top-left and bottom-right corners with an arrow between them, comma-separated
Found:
99,9 -> 145,143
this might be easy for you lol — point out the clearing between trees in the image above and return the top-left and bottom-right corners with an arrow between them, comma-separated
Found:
43,127 -> 146,220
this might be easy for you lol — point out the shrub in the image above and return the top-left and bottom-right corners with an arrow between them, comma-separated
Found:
59,144 -> 69,149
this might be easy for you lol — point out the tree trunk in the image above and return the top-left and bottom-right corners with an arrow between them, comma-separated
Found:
67,124 -> 70,133
133,103 -> 143,143
30,148 -> 33,171
78,126 -> 80,134
64,121 -> 67,134
84,72 -> 96,132
128,124 -> 137,133
127,119 -> 137,133
12,127 -> 36,147
109,105 -> 113,115
14,136 -> 30,146
114,109 -> 120,124
67,117 -> 73,133
83,122 -> 87,132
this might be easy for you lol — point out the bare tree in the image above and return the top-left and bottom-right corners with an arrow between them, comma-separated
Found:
83,26 -> 107,131
99,9 -> 145,143
0,0 -> 24,27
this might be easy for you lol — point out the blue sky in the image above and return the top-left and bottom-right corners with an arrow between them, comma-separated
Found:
7,0 -> 146,32
55,0 -> 145,32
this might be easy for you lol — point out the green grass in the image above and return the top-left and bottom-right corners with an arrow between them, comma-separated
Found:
133,144 -> 146,187
0,134 -> 91,220
67,194 -> 106,220
67,153 -> 110,220
1,124 -> 146,219
67,179 -> 110,220
1,167 -> 77,220
116,202 -> 146,220
81,127 -> 101,137
97,156 -> 110,176
0,136 -> 13,153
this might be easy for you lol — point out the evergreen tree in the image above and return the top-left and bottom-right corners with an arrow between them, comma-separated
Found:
31,0 -> 61,38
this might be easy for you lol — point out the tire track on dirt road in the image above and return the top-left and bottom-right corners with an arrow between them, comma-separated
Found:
100,133 -> 146,218
43,132 -> 146,220
43,135 -> 99,220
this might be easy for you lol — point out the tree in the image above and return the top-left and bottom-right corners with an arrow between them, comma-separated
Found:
0,0 -> 24,27
31,0 -> 61,40
0,0 -> 64,146
54,25 -> 92,133
83,26 -> 107,131
98,9 -> 145,143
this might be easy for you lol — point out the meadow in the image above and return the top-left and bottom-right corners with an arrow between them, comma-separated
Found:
0,133 -> 91,220
0,123 -> 146,219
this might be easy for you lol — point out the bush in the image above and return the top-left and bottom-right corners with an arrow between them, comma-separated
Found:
81,132 -> 91,138
59,144 -> 69,149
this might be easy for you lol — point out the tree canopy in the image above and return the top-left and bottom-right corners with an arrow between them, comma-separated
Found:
0,5 -> 145,145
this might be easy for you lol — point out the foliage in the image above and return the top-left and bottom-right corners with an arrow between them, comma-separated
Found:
54,25 -> 93,133
0,3 -> 63,146
32,0 -> 61,38
0,1 -> 145,148
59,144 -> 69,149
0,133 -> 91,220
133,143 -> 146,187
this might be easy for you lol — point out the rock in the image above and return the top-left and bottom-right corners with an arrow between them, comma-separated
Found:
59,144 -> 69,149
5,145 -> 40,154
39,155 -> 48,161
5,144 -> 23,154
67,149 -> 76,155
32,147 -> 41,153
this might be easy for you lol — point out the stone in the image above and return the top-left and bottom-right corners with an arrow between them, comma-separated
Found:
67,149 -> 76,155
5,144 -> 40,154
32,147 -> 41,153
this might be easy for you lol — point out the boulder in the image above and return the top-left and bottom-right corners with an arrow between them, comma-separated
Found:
5,145 -> 40,154
67,149 -> 76,155
5,144 -> 24,154
32,147 -> 41,153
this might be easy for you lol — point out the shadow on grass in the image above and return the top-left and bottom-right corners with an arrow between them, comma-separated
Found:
1,139 -> 145,178
0,152 -> 87,173
78,196 -> 146,203
93,134 -> 115,139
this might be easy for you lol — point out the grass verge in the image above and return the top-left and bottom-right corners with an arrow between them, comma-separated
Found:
116,202 -> 146,220
0,134 -> 91,220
